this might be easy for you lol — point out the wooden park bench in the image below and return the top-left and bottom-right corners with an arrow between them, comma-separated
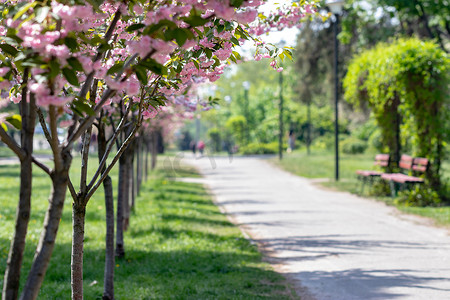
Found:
380,155 -> 429,197
356,154 -> 390,194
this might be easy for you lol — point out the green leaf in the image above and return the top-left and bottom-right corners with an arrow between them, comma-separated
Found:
35,6 -> 50,23
64,37 -> 78,51
231,37 -> 240,46
134,66 -> 148,85
67,57 -> 84,72
139,58 -> 167,76
49,59 -> 60,79
5,114 -> 22,130
182,15 -> 209,27
126,23 -> 145,33
172,28 -> 189,46
107,62 -> 124,75
85,0 -> 106,10
192,58 -> 200,70
62,67 -> 79,86
72,100 -> 94,116
205,48 -> 213,59
97,42 -> 112,53
0,44 -> 18,57
230,0 -> 244,7
13,2 -> 36,21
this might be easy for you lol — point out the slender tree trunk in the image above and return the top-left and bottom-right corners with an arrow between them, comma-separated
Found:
151,132 -> 157,170
130,146 -> 135,212
3,71 -> 35,300
116,155 -> 127,258
123,151 -> 131,231
144,139 -> 149,181
71,203 -> 86,300
307,100 -> 311,155
70,125 -> 92,300
136,137 -> 142,196
102,174 -> 115,299
98,123 -> 115,300
20,159 -> 72,300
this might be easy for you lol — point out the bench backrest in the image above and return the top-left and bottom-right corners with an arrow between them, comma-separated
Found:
398,155 -> 429,174
399,155 -> 414,170
412,157 -> 429,173
374,154 -> 390,167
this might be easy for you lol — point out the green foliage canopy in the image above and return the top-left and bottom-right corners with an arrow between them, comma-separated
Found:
344,37 -> 449,189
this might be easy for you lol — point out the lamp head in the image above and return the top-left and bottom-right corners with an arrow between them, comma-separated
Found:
326,0 -> 345,14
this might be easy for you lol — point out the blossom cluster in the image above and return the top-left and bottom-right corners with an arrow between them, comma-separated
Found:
0,0 -> 317,125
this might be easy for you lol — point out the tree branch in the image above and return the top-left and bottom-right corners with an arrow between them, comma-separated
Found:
84,84 -> 150,203
68,177 -> 77,201
85,120 -> 141,203
36,108 -> 53,146
86,103 -> 132,192
48,105 -> 62,171
32,157 -> 51,175
79,126 -> 92,195
65,53 -> 139,150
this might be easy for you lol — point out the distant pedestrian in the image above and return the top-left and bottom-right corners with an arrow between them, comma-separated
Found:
197,140 -> 205,155
190,140 -> 196,155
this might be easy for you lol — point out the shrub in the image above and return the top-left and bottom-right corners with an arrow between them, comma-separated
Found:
225,115 -> 247,145
239,142 -> 287,155
368,180 -> 391,197
341,137 -> 368,154
397,186 -> 441,207
368,129 -> 383,152
311,133 -> 334,150
207,128 -> 221,152
353,120 -> 378,141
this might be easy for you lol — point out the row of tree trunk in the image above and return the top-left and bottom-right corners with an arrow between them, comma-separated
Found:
2,101 -> 162,300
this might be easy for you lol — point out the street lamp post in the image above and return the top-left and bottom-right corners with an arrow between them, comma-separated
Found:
242,81 -> 250,145
278,64 -> 284,161
326,0 -> 345,181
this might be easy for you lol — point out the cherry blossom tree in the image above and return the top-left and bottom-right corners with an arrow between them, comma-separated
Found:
0,1 -> 317,299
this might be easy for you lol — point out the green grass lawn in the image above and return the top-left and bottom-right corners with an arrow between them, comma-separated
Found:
0,156 -> 296,299
271,149 -> 450,226
0,145 -> 14,157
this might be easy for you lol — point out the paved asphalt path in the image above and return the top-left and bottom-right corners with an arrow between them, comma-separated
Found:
183,155 -> 450,300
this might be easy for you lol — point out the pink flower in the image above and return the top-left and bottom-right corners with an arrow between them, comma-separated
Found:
235,9 -> 258,24
37,95 -> 73,107
11,94 -> 21,104
0,67 -> 10,77
277,67 -> 284,72
199,38 -> 215,48
29,83 -> 50,97
142,107 -> 159,119
0,80 -> 10,90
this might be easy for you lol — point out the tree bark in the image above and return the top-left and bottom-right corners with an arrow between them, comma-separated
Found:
71,203 -> 86,300
151,131 -> 158,170
98,122 -> 115,300
123,149 -> 132,231
130,144 -> 136,211
102,175 -> 115,300
3,89 -> 36,300
144,138 -> 149,181
20,155 -> 72,300
116,155 -> 127,258
136,136 -> 142,196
